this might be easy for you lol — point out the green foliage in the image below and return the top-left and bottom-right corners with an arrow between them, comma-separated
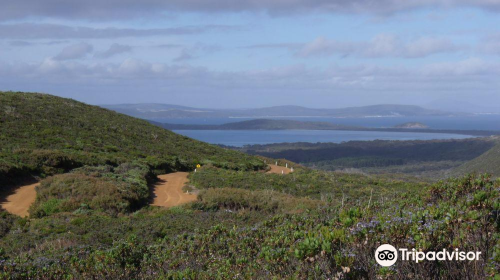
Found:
0,91 -> 266,187
237,138 -> 497,178
29,162 -> 151,217
1,91 -> 499,278
0,211 -> 17,238
0,174 -> 498,278
453,141 -> 500,177
196,188 -> 322,213
189,166 -> 426,201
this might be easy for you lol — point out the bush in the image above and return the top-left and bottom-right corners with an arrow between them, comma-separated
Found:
189,166 -> 426,202
0,174 -> 498,279
196,188 -> 323,213
29,163 -> 152,217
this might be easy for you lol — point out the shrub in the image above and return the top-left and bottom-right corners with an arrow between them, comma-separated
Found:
196,188 -> 323,213
29,165 -> 150,217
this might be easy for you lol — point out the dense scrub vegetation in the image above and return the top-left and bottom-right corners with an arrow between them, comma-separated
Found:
0,174 -> 498,279
1,91 -> 499,278
0,91 -> 266,188
189,166 -> 427,201
29,163 -> 151,217
195,188 -> 323,213
453,142 -> 500,178
236,138 -> 498,178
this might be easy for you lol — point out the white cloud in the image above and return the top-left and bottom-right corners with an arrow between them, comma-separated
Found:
1,57 -> 499,106
422,58 -> 497,75
54,43 -> 93,61
1,57 -> 498,90
0,23 -> 239,39
95,43 -> 132,58
297,34 -> 458,58
2,0 -> 500,21
478,33 -> 500,55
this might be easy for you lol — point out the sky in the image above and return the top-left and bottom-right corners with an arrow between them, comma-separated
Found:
1,0 -> 500,111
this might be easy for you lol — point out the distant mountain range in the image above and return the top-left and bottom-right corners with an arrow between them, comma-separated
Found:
155,119 -> 358,130
103,103 -> 466,119
153,119 -> 500,137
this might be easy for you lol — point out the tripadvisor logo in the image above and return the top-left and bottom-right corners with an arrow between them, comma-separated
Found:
375,244 -> 398,267
375,244 -> 482,267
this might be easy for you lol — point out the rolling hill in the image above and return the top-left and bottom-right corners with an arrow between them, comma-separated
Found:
0,92 -> 498,279
0,91 -> 265,187
452,138 -> 500,177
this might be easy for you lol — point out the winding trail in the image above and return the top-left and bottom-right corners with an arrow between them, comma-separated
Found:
1,166 -> 289,216
267,165 -> 292,174
0,182 -> 38,217
150,172 -> 197,208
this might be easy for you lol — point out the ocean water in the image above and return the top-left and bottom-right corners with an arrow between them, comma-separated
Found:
173,130 -> 475,147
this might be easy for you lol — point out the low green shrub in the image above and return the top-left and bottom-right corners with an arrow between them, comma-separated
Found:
0,174 -> 498,279
189,166 -> 426,202
29,162 -> 151,217
196,187 -> 323,213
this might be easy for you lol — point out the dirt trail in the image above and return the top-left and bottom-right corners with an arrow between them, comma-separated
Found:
0,182 -> 38,217
150,172 -> 197,208
267,165 -> 292,174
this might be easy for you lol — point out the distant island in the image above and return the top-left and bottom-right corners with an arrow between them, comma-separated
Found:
104,103 -> 468,119
156,119 -> 360,130
154,119 -> 500,137
394,122 -> 429,129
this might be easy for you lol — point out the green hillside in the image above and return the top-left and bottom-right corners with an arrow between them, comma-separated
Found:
452,138 -> 500,177
0,91 -> 499,278
0,91 -> 265,187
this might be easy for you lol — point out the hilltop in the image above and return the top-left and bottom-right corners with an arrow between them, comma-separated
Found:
0,92 -> 265,187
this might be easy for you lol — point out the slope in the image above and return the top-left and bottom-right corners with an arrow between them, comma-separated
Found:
452,138 -> 500,177
0,91 -> 266,188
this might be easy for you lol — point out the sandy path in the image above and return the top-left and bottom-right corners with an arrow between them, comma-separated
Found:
0,182 -> 38,217
267,165 -> 292,174
150,172 -> 197,208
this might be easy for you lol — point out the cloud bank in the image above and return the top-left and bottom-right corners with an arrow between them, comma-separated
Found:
298,35 -> 458,58
0,23 -> 238,39
1,0 -> 500,21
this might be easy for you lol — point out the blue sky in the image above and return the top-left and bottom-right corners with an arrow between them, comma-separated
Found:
1,1 -> 500,111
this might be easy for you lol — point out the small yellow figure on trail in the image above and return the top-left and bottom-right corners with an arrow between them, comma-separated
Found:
196,164 -> 201,168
